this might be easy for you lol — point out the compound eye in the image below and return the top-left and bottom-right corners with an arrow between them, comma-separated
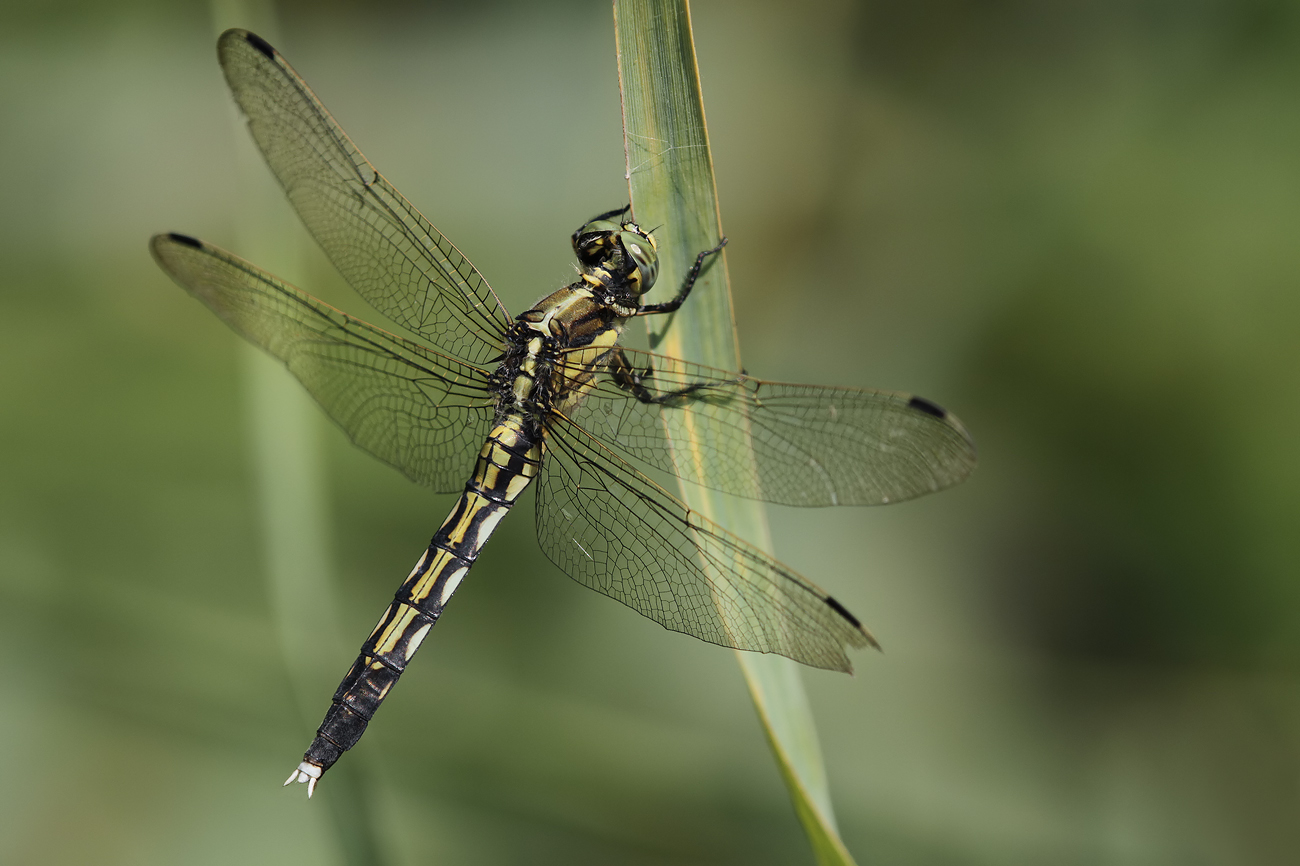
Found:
574,233 -> 613,266
619,232 -> 659,294
572,219 -> 624,265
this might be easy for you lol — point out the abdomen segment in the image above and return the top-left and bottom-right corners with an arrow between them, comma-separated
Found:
285,416 -> 540,795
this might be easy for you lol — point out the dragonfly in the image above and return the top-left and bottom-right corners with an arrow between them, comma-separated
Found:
152,29 -> 976,798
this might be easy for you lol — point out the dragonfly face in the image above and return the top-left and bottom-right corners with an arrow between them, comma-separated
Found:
151,29 -> 977,798
572,212 -> 661,299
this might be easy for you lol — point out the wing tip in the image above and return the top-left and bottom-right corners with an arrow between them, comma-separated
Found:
907,393 -> 979,466
824,594 -> 860,629
825,594 -> 881,653
244,31 -> 277,59
150,233 -> 202,268
907,394 -> 947,420
150,232 -> 204,269
217,28 -> 277,60
164,232 -> 203,249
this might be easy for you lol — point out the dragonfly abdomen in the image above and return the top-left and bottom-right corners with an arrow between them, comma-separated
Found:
286,414 -> 541,795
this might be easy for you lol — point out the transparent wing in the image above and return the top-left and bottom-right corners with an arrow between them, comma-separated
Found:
216,29 -> 512,366
564,347 -> 976,507
537,413 -> 876,672
152,233 -> 496,494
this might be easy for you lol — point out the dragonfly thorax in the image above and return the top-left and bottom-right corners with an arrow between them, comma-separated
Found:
490,212 -> 663,421
500,279 -> 628,419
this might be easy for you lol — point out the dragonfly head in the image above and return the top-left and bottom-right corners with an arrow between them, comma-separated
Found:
572,217 -> 660,296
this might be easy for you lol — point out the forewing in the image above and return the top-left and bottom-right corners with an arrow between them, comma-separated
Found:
565,348 -> 976,507
536,413 -> 875,672
152,234 -> 495,494
216,29 -> 511,366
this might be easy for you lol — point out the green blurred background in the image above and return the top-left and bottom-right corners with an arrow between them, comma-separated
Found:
3,0 -> 1299,863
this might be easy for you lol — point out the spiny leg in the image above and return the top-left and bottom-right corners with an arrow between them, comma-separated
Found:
606,348 -> 741,408
636,237 -> 728,316
588,204 -> 632,224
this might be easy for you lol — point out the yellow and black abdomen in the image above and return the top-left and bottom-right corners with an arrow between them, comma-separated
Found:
290,282 -> 633,792
292,414 -> 540,785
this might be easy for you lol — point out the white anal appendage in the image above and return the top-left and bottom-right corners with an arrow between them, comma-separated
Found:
283,761 -> 323,798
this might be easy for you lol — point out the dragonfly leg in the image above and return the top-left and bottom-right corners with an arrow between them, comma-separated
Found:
606,348 -> 742,408
635,237 -> 727,316
587,204 -> 632,224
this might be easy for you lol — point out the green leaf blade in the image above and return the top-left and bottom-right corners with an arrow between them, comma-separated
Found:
614,2 -> 860,863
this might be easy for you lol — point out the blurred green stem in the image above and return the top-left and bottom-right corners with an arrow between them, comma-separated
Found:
613,2 -> 859,863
